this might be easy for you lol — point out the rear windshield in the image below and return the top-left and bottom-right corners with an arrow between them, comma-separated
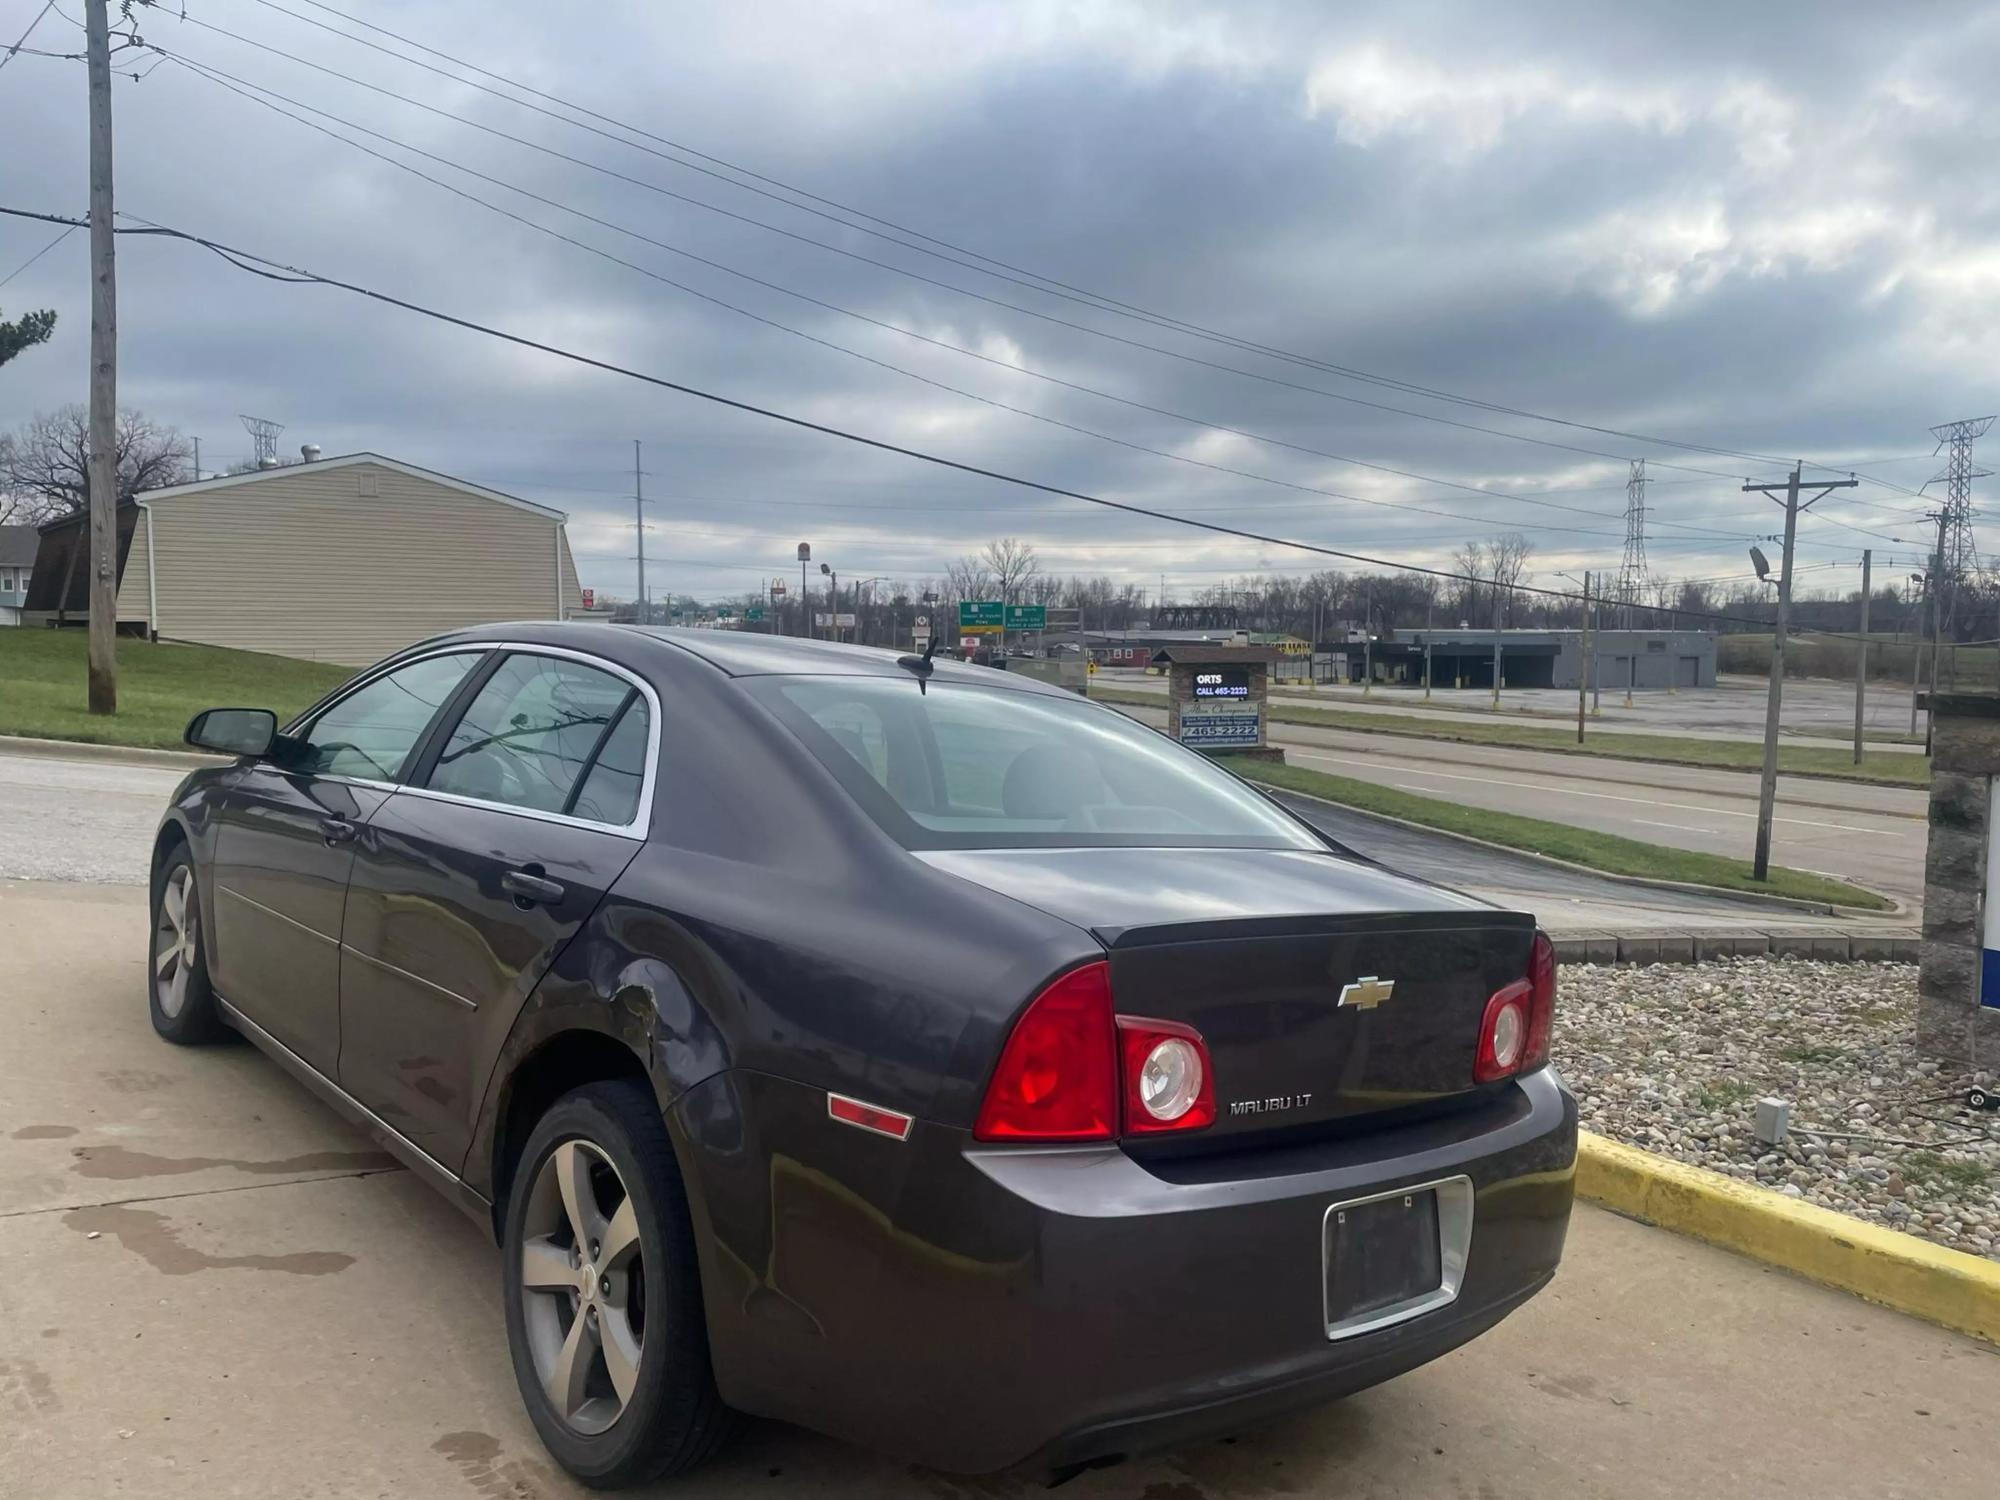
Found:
749,675 -> 1322,851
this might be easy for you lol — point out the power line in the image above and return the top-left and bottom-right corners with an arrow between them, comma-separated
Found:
234,0 -> 1852,479
0,0 -> 57,75
0,202 -> 1881,638
163,7 -> 1821,489
0,221 -> 73,285
158,49 -> 1765,550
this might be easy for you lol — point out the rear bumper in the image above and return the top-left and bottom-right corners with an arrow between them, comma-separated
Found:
675,1066 -> 1575,1474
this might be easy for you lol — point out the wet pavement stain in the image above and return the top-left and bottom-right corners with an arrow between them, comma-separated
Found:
69,1144 -> 399,1181
432,1430 -> 562,1498
10,1124 -> 78,1139
0,1357 -> 60,1416
61,1203 -> 355,1277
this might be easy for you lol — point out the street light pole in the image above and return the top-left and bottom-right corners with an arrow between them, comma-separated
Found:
1577,571 -> 1589,744
1853,549 -> 1871,766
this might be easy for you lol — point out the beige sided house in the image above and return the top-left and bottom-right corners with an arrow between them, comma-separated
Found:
33,453 -> 582,666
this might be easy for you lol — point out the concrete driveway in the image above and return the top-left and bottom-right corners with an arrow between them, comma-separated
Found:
4,878 -> 1997,1499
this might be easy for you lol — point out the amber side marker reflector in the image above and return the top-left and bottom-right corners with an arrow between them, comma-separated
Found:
827,1092 -> 914,1141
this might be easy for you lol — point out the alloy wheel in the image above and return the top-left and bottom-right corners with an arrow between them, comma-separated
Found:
153,866 -> 198,1020
518,1139 -> 646,1436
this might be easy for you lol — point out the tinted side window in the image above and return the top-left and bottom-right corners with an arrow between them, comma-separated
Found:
567,696 -> 651,826
425,654 -> 634,816
293,651 -> 485,780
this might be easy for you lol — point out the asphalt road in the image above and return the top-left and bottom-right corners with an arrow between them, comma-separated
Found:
0,742 -> 1872,932
1107,701 -> 1928,906
1096,669 -> 1931,749
4,880 -> 1996,1499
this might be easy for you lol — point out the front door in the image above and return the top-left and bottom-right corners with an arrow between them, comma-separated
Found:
206,649 -> 488,1074
337,651 -> 654,1170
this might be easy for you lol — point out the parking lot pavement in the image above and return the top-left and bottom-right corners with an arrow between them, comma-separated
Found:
0,750 -> 183,885
5,879 -> 1997,1499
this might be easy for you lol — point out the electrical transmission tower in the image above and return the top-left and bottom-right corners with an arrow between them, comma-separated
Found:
1929,415 -> 1993,639
1618,458 -> 1650,626
239,413 -> 285,468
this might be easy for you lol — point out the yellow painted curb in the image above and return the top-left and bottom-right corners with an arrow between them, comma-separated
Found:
1577,1131 -> 2000,1345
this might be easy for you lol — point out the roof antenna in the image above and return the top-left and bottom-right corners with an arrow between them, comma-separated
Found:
896,636 -> 939,693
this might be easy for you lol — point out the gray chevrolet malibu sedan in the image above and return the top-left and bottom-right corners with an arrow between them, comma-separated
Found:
148,623 -> 1575,1487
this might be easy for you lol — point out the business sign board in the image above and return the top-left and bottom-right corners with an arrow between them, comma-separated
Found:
959,601 -> 1004,628
1178,699 -> 1260,748
1004,604 -> 1047,631
1192,667 -> 1251,700
580,588 -> 595,610
815,612 -> 858,628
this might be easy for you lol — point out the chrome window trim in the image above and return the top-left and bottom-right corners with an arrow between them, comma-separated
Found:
1320,1173 -> 1474,1342
283,640 -> 662,840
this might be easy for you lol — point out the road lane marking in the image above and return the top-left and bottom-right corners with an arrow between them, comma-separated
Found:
1298,754 -> 1907,837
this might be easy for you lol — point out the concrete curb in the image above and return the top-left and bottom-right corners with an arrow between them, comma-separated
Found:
0,734 -> 226,770
1547,928 -> 1922,966
1577,1131 -> 2000,1346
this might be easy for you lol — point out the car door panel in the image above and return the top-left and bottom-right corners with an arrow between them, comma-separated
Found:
338,793 -> 642,1169
207,770 -> 390,1074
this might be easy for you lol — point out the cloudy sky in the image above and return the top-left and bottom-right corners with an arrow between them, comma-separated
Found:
3,0 -> 1995,607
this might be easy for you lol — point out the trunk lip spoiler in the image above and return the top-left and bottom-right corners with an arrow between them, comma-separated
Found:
1095,909 -> 1536,951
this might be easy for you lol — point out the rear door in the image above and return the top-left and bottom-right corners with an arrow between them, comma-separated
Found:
336,650 -> 656,1170
205,649 -> 487,1074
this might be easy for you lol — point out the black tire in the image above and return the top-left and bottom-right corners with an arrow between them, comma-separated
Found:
148,850 -> 225,1045
502,1080 -> 729,1488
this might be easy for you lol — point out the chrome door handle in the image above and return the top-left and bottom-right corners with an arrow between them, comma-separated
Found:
502,869 -> 565,907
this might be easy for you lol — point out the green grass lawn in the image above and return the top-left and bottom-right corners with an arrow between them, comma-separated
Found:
1089,686 -> 1928,788
1223,756 -> 1894,911
0,630 -> 353,751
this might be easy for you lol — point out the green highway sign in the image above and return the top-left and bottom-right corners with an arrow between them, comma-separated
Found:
744,607 -> 764,621
1005,604 -> 1047,631
959,601 -> 1004,628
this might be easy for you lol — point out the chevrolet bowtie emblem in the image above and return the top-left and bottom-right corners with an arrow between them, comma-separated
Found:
1338,976 -> 1396,1011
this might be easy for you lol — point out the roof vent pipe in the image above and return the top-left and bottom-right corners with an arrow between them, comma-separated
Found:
300,444 -> 321,463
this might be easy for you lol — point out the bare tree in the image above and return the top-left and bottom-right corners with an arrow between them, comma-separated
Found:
980,537 -> 1039,608
943,556 -> 994,607
3,404 -> 192,521
1485,533 -> 1534,626
1450,542 -> 1486,625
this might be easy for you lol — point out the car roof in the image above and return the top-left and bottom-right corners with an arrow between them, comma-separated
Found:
421,622 -> 1070,694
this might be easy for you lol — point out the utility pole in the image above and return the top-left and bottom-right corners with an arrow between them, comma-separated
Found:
632,440 -> 647,625
1909,575 -> 1926,738
1577,571 -> 1590,744
1743,464 -> 1859,881
1491,575 -> 1503,709
1853,549 -> 1871,766
1423,600 -> 1433,700
1589,582 -> 1600,716
1362,580 -> 1373,695
84,0 -> 117,714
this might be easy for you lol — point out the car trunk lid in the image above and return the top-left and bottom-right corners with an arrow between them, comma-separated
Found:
919,846 -> 1534,1139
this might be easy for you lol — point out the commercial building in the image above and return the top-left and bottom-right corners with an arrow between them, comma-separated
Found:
1348,629 -> 1716,692
23,453 -> 581,665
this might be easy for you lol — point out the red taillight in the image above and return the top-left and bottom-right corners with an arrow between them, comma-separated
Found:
973,962 -> 1118,1142
973,963 -> 1216,1141
1475,931 -> 1557,1084
1115,1015 -> 1216,1134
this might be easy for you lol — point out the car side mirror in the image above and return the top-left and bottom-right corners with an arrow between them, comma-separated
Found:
185,707 -> 278,758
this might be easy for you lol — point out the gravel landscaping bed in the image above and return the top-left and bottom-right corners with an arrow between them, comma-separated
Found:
1557,957 -> 2000,1261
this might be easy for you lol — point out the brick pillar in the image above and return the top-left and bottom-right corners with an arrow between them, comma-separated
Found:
1918,698 -> 2000,1063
